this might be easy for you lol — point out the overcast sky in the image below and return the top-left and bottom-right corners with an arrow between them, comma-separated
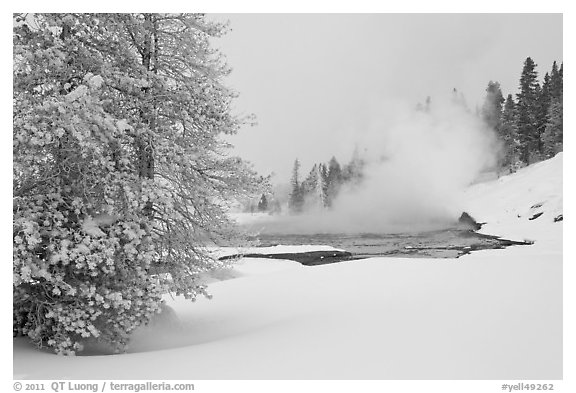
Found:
212,14 -> 562,183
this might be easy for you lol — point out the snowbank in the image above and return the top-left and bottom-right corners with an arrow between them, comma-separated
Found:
13,155 -> 563,380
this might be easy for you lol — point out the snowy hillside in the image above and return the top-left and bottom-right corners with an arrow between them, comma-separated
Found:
463,152 -> 563,246
13,155 -> 563,381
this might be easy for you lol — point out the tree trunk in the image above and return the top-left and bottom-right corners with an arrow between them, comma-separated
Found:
138,13 -> 158,217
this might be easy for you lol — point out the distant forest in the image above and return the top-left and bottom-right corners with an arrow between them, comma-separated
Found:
247,57 -> 563,215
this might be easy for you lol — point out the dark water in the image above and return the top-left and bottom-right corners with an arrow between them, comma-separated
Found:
229,228 -> 531,265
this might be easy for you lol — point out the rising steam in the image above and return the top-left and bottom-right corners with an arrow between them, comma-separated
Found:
251,97 -> 500,234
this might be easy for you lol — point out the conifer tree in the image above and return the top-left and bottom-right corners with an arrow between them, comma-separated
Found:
535,72 -> 552,154
542,100 -> 563,158
315,164 -> 328,210
549,61 -> 563,101
13,13 -> 262,354
481,81 -> 505,133
516,57 -> 540,164
326,156 -> 343,207
319,163 -> 329,189
499,94 -> 520,172
542,61 -> 563,157
288,159 -> 304,213
301,163 -> 318,198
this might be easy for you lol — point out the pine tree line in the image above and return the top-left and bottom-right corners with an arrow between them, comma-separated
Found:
481,58 -> 563,172
289,150 -> 365,214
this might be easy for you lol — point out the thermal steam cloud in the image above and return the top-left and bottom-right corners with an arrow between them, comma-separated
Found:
259,98 -> 500,235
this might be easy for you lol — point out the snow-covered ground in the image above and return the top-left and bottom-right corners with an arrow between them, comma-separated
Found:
13,154 -> 563,381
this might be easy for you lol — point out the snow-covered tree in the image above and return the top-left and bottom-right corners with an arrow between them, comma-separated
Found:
499,94 -> 520,173
542,61 -> 563,157
516,57 -> 540,164
535,72 -> 552,153
542,99 -> 563,158
13,13 -> 262,354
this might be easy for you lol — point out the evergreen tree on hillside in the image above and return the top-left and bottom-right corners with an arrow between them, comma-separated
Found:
481,81 -> 505,133
500,94 -> 520,172
542,61 -> 563,158
516,57 -> 540,165
536,72 -> 552,150
288,159 -> 304,213
542,100 -> 563,158
549,61 -> 563,100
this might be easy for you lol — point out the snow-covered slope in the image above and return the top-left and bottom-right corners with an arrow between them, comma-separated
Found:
463,152 -> 563,246
13,155 -> 563,380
